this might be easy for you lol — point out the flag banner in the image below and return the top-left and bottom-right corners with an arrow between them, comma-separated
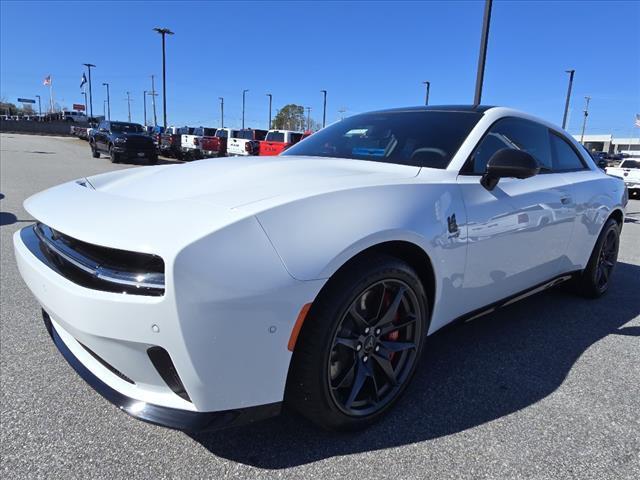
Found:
43,75 -> 51,86
80,72 -> 87,89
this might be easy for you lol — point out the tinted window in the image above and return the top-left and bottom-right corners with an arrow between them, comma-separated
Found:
468,117 -> 552,174
236,130 -> 254,140
215,130 -> 228,138
550,133 -> 586,171
266,131 -> 285,142
203,128 -> 216,136
283,110 -> 482,168
111,122 -> 143,133
621,160 -> 640,169
290,133 -> 303,144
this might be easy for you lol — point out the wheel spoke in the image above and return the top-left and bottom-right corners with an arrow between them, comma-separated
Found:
380,314 -> 417,335
363,360 -> 380,402
334,336 -> 358,350
332,359 -> 356,390
374,286 -> 406,328
372,353 -> 397,385
349,304 -> 370,331
381,340 -> 416,353
344,361 -> 368,408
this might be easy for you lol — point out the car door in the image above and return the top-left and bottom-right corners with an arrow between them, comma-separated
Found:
95,121 -> 107,151
457,117 -> 577,309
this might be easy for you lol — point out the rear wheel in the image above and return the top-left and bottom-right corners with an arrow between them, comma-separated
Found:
91,143 -> 100,158
109,146 -> 119,163
574,218 -> 620,298
286,255 -> 428,430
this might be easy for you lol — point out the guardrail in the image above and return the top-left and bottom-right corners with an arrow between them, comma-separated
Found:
0,119 -> 89,136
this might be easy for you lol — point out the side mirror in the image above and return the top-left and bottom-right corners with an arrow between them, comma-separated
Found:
481,148 -> 540,191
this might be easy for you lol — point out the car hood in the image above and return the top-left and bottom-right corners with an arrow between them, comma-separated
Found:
85,155 -> 421,209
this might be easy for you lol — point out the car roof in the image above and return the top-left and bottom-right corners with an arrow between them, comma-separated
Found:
369,105 -> 495,114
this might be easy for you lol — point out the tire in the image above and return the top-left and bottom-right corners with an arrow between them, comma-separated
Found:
286,254 -> 428,431
573,217 -> 620,298
148,154 -> 158,164
91,143 -> 100,158
109,146 -> 119,163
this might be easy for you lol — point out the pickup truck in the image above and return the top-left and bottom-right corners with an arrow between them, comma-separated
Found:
199,128 -> 237,157
227,129 -> 268,156
607,159 -> 640,195
258,130 -> 304,156
90,120 -> 157,164
160,126 -> 191,159
181,127 -> 217,160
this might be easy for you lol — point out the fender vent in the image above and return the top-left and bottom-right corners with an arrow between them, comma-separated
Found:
147,347 -> 191,402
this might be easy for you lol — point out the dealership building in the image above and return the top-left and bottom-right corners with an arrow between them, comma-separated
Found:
573,134 -> 640,156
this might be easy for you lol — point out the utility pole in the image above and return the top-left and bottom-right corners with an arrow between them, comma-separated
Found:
473,0 -> 492,105
102,83 -> 110,121
35,95 -> 42,116
561,69 -> 575,130
126,91 -> 132,122
320,89 -> 327,128
580,96 -> 591,144
242,89 -> 249,129
153,27 -> 174,129
266,93 -> 272,129
143,90 -> 148,126
82,63 -> 96,119
305,106 -> 312,130
150,75 -> 158,126
219,97 -> 224,128
423,81 -> 430,105
103,100 -> 107,118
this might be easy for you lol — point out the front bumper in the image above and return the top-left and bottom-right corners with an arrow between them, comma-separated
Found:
112,146 -> 156,158
42,310 -> 280,431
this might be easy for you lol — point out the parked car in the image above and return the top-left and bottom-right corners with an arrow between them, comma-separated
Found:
182,127 -> 217,160
227,128 -> 268,156
160,126 -> 189,159
89,120 -> 157,163
606,159 -> 640,195
258,129 -> 304,156
145,126 -> 165,149
199,127 -> 236,157
62,111 -> 88,123
14,105 -> 626,433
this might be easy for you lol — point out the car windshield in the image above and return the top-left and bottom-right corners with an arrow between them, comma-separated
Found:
282,110 -> 483,168
620,160 -> 640,169
111,122 -> 143,133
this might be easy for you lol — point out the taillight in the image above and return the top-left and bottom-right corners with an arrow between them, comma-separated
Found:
194,137 -> 199,146
245,142 -> 252,153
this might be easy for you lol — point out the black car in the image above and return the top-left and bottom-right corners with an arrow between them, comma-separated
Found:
90,121 -> 157,164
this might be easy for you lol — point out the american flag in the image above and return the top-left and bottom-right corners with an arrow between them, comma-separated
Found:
635,114 -> 640,128
43,75 -> 51,86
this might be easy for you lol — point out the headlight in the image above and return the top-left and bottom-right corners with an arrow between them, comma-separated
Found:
114,137 -> 127,144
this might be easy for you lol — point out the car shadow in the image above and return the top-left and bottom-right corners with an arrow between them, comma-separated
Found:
113,156 -> 183,166
189,261 -> 640,469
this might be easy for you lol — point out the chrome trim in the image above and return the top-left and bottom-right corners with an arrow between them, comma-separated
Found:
34,224 -> 164,290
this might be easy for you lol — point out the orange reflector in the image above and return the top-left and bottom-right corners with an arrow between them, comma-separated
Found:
288,303 -> 312,352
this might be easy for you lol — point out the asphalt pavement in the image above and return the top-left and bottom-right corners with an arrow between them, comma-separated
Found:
1,133 -> 638,479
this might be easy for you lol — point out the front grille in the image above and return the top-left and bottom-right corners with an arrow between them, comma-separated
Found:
25,223 -> 165,296
122,136 -> 153,149
147,346 -> 191,402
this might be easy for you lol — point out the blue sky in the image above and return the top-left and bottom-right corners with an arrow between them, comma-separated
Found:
1,0 -> 638,135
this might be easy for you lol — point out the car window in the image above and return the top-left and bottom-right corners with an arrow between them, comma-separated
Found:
468,117 -> 552,174
290,133 -> 303,144
549,133 -> 586,171
203,128 -> 216,136
215,130 -> 228,138
620,160 -> 640,169
266,131 -> 285,142
284,111 -> 482,168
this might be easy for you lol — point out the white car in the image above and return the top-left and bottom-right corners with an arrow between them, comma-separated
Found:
13,106 -> 626,432
606,159 -> 640,194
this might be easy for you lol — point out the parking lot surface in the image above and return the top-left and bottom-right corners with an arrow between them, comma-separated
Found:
1,133 -> 639,479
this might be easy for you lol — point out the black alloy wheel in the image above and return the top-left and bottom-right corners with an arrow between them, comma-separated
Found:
595,226 -> 618,291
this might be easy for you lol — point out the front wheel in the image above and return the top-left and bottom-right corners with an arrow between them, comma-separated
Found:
574,217 -> 620,298
286,254 -> 428,431
91,143 -> 100,158
109,146 -> 119,163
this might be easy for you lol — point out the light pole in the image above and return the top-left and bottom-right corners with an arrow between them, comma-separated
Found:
35,95 -> 41,116
82,63 -> 96,119
561,69 -> 575,130
580,96 -> 591,144
320,89 -> 327,128
305,106 -> 312,130
423,81 -> 430,105
219,97 -> 224,128
150,75 -> 158,126
126,91 -> 132,122
102,83 -> 110,121
153,27 -> 174,129
82,90 -> 88,116
266,93 -> 272,129
103,100 -> 107,118
143,90 -> 148,126
473,0 -> 492,105
242,89 -> 249,129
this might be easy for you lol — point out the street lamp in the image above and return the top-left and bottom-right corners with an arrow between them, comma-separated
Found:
126,91 -> 132,122
320,90 -> 327,128
242,89 -> 249,129
35,95 -> 41,116
266,93 -> 272,129
473,0 -> 492,105
83,63 -> 96,119
102,83 -> 110,121
561,69 -> 575,130
422,81 -> 430,106
219,97 -> 224,128
153,27 -> 174,129
143,90 -> 148,126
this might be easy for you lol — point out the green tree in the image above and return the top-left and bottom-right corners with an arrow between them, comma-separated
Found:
272,104 -> 305,130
